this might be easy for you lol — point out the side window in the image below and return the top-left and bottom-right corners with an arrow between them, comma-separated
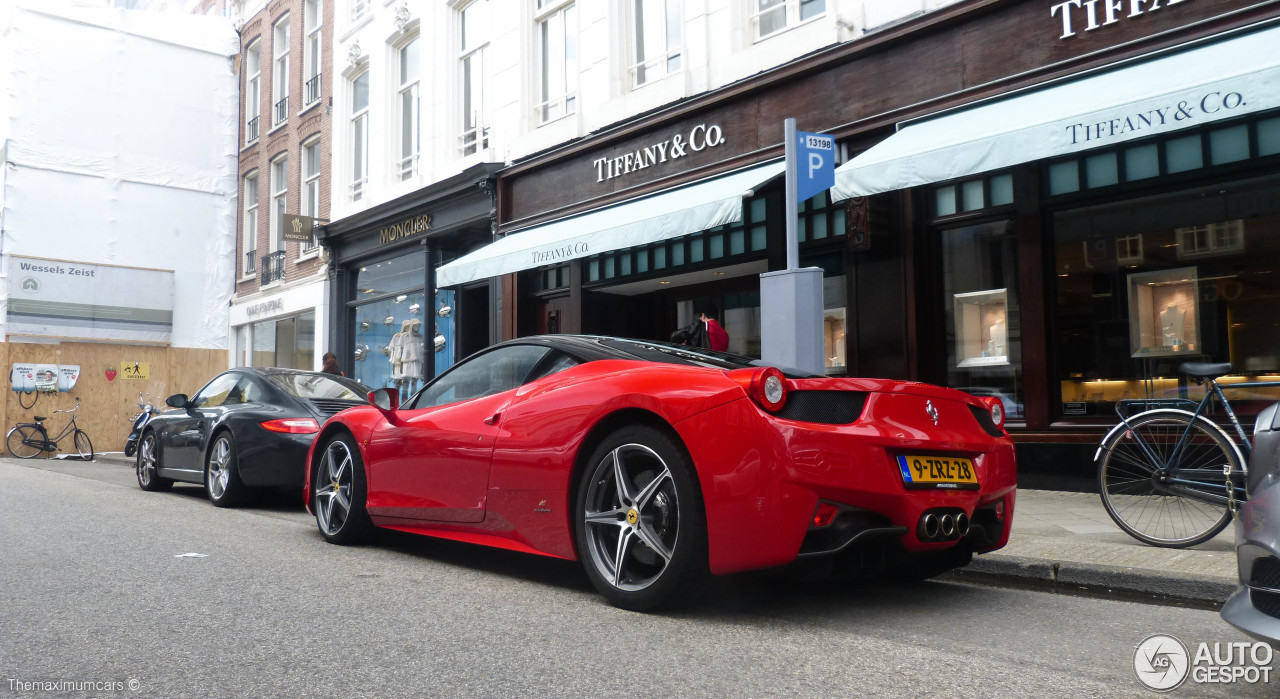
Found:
235,377 -> 265,404
412,345 -> 550,409
527,352 -> 579,383
193,374 -> 242,409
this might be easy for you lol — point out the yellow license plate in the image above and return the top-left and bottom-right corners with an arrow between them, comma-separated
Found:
897,455 -> 979,489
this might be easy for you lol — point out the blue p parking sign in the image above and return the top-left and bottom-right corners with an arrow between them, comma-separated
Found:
796,131 -> 835,202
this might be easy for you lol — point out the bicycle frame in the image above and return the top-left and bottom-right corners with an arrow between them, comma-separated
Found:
1110,378 -> 1268,505
22,413 -> 80,451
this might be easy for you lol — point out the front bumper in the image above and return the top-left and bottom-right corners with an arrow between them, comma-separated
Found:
1221,476 -> 1280,645
675,396 -> 1017,576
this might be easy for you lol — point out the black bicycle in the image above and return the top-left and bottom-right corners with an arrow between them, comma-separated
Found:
1095,362 -> 1257,548
6,403 -> 94,461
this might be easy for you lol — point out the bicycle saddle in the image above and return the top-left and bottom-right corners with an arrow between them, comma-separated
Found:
1180,362 -> 1233,378
33,415 -> 48,422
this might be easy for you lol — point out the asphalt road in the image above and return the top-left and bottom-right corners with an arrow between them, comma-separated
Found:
0,457 -> 1271,698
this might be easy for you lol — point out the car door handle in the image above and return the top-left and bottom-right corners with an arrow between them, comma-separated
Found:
484,411 -> 501,426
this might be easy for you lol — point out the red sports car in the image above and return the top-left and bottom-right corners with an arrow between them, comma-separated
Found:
305,336 -> 1017,610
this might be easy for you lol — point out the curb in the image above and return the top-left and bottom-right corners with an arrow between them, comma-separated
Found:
946,553 -> 1237,609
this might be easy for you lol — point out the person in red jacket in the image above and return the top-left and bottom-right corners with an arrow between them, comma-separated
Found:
699,304 -> 729,352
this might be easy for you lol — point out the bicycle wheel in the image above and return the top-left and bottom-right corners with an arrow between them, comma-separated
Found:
73,429 -> 94,461
1098,410 -> 1237,548
6,425 -> 44,459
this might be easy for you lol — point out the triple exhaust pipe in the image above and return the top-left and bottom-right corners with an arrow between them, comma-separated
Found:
917,509 -> 970,542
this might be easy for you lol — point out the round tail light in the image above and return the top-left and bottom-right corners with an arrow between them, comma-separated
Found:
982,396 -> 1005,429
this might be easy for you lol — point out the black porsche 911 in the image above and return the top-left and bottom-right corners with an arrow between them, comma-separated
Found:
135,368 -> 370,506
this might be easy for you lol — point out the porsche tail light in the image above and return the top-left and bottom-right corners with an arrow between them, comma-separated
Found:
981,396 -> 1006,429
729,367 -> 788,412
260,418 -> 320,434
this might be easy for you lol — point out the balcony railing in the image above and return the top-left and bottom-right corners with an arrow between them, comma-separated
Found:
246,116 -> 259,143
243,249 -> 257,275
260,251 -> 286,286
351,0 -> 369,22
273,96 -> 289,126
304,74 -> 321,106
349,177 -> 367,202
396,153 -> 419,181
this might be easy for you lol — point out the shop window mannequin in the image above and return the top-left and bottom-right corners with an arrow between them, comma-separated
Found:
388,318 -> 425,397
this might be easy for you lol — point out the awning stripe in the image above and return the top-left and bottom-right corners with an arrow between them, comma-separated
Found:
436,161 -> 784,287
832,24 -> 1280,201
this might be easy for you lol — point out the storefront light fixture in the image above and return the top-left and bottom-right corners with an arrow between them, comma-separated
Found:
659,281 -> 671,285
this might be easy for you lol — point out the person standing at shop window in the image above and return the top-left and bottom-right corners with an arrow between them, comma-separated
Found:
700,304 -> 729,352
321,352 -> 344,377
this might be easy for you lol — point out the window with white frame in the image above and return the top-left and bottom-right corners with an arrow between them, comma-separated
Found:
396,37 -> 421,180
301,138 -> 321,254
303,0 -> 322,106
535,0 -> 577,125
753,0 -> 824,40
246,41 -> 261,142
270,154 -> 288,256
351,0 -> 369,23
272,16 -> 290,126
458,0 -> 489,156
631,0 -> 681,88
350,71 -> 369,200
243,172 -> 259,276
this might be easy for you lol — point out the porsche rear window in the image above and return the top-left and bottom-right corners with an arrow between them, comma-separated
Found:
267,373 -> 366,400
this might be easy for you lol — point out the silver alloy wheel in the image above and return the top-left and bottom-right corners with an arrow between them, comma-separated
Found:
315,439 -> 354,536
207,436 -> 232,500
138,435 -> 157,486
582,443 -> 679,592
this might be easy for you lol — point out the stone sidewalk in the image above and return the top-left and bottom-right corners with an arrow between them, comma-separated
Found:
953,489 -> 1240,607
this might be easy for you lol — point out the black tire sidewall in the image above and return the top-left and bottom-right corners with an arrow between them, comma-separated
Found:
573,424 -> 709,612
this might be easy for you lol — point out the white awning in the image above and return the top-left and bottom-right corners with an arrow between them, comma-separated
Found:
831,24 -> 1280,201
436,160 -> 784,287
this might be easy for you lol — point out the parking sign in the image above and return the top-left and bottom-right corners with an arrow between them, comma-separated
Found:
796,131 -> 835,202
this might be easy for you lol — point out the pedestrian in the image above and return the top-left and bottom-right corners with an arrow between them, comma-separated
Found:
699,304 -> 729,351
321,351 -> 344,377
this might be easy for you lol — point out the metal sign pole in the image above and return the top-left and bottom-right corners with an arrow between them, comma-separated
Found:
784,117 -> 798,271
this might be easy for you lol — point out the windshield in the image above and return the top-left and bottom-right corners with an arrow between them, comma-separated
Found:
596,338 -> 821,378
266,373 -> 367,400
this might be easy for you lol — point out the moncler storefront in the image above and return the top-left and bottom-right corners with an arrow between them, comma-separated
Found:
322,164 -> 501,403
436,0 -> 1280,475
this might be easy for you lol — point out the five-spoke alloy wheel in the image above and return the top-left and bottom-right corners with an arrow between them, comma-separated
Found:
314,434 -> 372,544
575,425 -> 708,611
205,432 -> 245,507
135,431 -> 172,492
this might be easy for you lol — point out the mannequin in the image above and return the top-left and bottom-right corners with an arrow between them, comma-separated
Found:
400,318 -> 423,380
987,318 -> 1007,356
1160,304 -> 1185,347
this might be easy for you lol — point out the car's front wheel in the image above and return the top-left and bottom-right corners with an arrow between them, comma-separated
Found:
575,425 -> 709,611
136,432 -> 172,492
313,434 -> 373,544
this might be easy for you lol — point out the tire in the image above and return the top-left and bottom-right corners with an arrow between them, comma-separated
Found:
18,390 -> 37,410
574,424 -> 709,611
6,425 -> 44,459
205,431 -> 246,507
1098,411 -> 1237,548
313,433 -> 373,544
136,431 -> 173,492
73,429 -> 94,461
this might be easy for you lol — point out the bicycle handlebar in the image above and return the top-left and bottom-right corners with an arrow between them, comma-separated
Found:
53,403 -> 80,415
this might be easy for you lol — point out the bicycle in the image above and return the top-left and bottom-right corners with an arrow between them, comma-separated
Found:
6,402 -> 94,461
1094,361 -> 1262,548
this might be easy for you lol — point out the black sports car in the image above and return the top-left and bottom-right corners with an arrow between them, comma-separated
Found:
135,368 -> 370,506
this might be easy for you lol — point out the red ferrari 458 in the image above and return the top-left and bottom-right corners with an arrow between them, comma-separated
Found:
305,335 -> 1016,610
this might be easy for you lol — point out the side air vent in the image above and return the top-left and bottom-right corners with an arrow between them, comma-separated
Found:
774,391 -> 867,425
310,399 -> 365,419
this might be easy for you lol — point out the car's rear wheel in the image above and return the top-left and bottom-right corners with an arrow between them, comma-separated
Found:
314,434 -> 373,544
136,432 -> 172,492
575,425 -> 709,611
205,431 -> 245,507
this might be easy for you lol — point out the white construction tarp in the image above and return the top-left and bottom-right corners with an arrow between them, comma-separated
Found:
436,161 -> 785,287
831,24 -> 1280,201
0,2 -> 239,348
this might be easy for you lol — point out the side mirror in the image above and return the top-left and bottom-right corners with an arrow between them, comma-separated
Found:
367,387 -> 399,413
165,394 -> 189,409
